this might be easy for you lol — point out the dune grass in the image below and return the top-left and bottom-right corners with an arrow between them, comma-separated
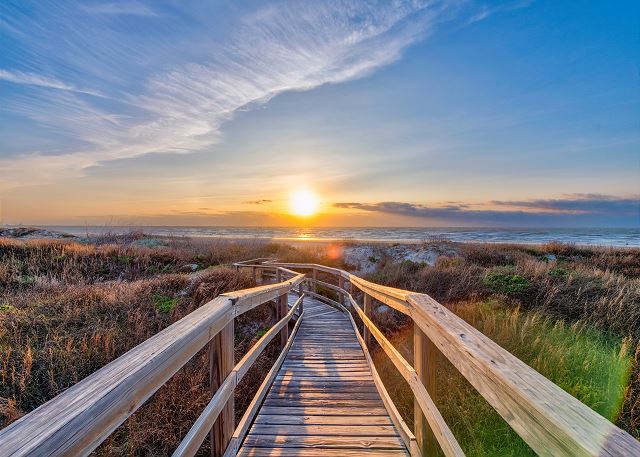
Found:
1,235 -> 638,453
371,299 -> 632,456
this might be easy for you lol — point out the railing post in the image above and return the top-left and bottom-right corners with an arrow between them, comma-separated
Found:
278,292 -> 288,348
276,268 -> 281,283
414,326 -> 438,456
209,319 -> 234,457
251,266 -> 256,283
338,276 -> 344,304
298,283 -> 304,315
312,268 -> 317,292
363,294 -> 372,348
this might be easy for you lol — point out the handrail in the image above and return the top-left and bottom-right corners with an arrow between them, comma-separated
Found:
174,295 -> 305,456
3,258 -> 638,457
0,266 -> 304,457
258,261 -> 640,457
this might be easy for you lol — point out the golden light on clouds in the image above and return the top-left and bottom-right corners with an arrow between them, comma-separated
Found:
290,189 -> 319,217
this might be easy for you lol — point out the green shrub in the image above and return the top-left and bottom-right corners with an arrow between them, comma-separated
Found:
483,272 -> 530,295
256,326 -> 270,339
549,267 -> 570,278
153,294 -> 177,313
372,300 -> 632,456
401,259 -> 427,272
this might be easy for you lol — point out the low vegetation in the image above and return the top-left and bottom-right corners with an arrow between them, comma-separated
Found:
363,241 -> 640,447
0,235 -> 332,455
1,234 -> 639,454
371,300 -> 632,455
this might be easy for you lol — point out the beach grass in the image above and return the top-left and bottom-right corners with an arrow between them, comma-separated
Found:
371,299 -> 633,456
1,234 -> 639,453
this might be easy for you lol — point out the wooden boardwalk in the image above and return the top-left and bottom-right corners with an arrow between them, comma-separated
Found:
5,262 -> 639,457
238,295 -> 408,456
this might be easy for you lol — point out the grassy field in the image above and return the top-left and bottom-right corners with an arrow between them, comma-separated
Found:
1,234 -> 639,454
360,241 -> 640,453
371,301 -> 632,456
0,235 -> 336,455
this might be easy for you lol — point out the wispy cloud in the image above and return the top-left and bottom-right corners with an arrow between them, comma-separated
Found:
491,194 -> 640,215
0,69 -> 104,97
243,199 -> 273,205
334,194 -> 640,226
0,0 -> 491,190
81,1 -> 157,17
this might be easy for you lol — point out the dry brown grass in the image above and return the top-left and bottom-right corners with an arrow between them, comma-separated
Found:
366,242 -> 640,337
0,236 -> 335,455
2,236 -> 639,452
363,241 -> 640,441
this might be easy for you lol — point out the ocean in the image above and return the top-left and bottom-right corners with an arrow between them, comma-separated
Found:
47,226 -> 640,247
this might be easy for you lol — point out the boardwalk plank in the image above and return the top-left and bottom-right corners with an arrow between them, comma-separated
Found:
238,295 -> 409,456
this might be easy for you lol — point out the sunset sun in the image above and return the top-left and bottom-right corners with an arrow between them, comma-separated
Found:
290,189 -> 319,217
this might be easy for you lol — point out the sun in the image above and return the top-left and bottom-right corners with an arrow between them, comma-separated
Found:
290,189 -> 319,217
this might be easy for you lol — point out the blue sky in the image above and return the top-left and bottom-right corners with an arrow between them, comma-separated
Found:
0,0 -> 638,227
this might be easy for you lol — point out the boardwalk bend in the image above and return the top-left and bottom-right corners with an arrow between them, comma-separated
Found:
1,260 -> 639,456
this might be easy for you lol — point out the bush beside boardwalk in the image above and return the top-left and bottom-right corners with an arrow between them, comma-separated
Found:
1,233 -> 639,454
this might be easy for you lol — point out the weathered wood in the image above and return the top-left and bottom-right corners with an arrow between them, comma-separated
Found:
352,299 -> 465,457
172,372 -> 236,457
250,424 -> 398,436
223,312 -> 305,457
304,290 -> 348,313
235,296 -> 301,381
414,325 -> 438,456
223,273 -> 305,316
277,293 -> 288,348
408,293 -> 640,457
210,320 -> 234,457
345,306 -> 420,457
242,435 -> 405,449
270,261 -> 640,456
305,277 -> 345,297
363,293 -> 372,348
254,414 -> 392,425
298,284 -> 304,315
0,296 -> 234,456
7,259 -> 639,457
258,406 -> 390,416
239,296 -> 409,457
238,449 -> 408,457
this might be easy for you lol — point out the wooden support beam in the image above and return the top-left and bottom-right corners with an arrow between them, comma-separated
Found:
210,321 -> 234,457
414,325 -> 439,456
338,276 -> 345,304
312,268 -> 317,292
278,293 -> 288,348
298,284 -> 304,315
363,294 -> 372,348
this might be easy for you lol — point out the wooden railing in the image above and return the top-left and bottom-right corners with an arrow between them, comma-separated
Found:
257,261 -> 640,457
0,265 -> 305,457
1,259 -> 639,457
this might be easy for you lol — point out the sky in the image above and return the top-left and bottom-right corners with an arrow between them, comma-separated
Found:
0,0 -> 638,228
